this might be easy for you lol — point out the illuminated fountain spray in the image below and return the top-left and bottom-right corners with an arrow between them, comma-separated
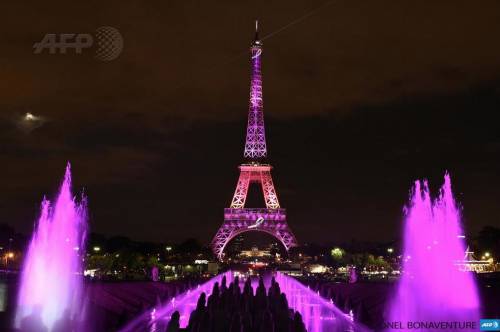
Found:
15,163 -> 87,331
122,271 -> 370,332
275,272 -> 369,332
389,173 -> 479,329
121,272 -> 231,332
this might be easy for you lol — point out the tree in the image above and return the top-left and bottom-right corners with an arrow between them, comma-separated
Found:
475,226 -> 500,259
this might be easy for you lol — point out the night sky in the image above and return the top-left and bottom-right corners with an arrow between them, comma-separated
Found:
1,1 -> 500,245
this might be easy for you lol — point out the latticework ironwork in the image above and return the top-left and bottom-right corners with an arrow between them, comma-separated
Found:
212,208 -> 297,260
230,164 -> 280,209
211,23 -> 298,260
244,34 -> 267,159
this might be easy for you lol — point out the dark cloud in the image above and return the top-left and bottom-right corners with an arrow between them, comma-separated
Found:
1,1 -> 500,244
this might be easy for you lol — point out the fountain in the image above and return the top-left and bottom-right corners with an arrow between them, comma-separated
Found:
275,272 -> 369,332
120,272 -> 231,332
388,173 -> 479,330
15,163 -> 87,331
122,271 -> 370,332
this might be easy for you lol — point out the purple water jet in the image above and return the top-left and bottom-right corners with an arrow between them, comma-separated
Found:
120,272 -> 231,332
275,272 -> 370,332
122,271 -> 370,332
15,163 -> 87,331
389,173 -> 479,330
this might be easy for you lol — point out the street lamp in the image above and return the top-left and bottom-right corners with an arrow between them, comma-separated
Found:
4,252 -> 14,269
93,246 -> 101,252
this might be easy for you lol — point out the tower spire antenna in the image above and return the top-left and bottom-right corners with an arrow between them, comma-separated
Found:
245,20 -> 266,159
255,19 -> 259,41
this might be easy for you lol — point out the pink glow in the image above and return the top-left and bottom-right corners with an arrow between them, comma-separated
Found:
121,272 -> 369,332
211,23 -> 298,259
244,26 -> 267,159
224,208 -> 286,221
15,163 -> 87,331
389,173 -> 479,329
120,272 -> 232,332
276,272 -> 370,332
229,165 -> 280,209
212,207 -> 297,260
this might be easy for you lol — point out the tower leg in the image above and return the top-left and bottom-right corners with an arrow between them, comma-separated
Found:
261,170 -> 280,209
211,226 -> 234,260
230,171 -> 251,209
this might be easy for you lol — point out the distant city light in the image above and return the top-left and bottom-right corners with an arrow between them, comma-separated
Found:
387,248 -> 394,253
7,252 -> 14,259
165,246 -> 172,252
93,246 -> 101,252
484,252 -> 490,258
309,264 -> 327,274
84,269 -> 97,277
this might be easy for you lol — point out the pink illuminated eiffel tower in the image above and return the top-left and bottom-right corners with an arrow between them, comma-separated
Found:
211,21 -> 298,260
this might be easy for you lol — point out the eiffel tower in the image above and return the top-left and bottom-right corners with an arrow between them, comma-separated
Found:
211,21 -> 298,260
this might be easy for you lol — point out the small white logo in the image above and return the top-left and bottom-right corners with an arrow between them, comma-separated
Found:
33,26 -> 123,61
248,217 -> 265,229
